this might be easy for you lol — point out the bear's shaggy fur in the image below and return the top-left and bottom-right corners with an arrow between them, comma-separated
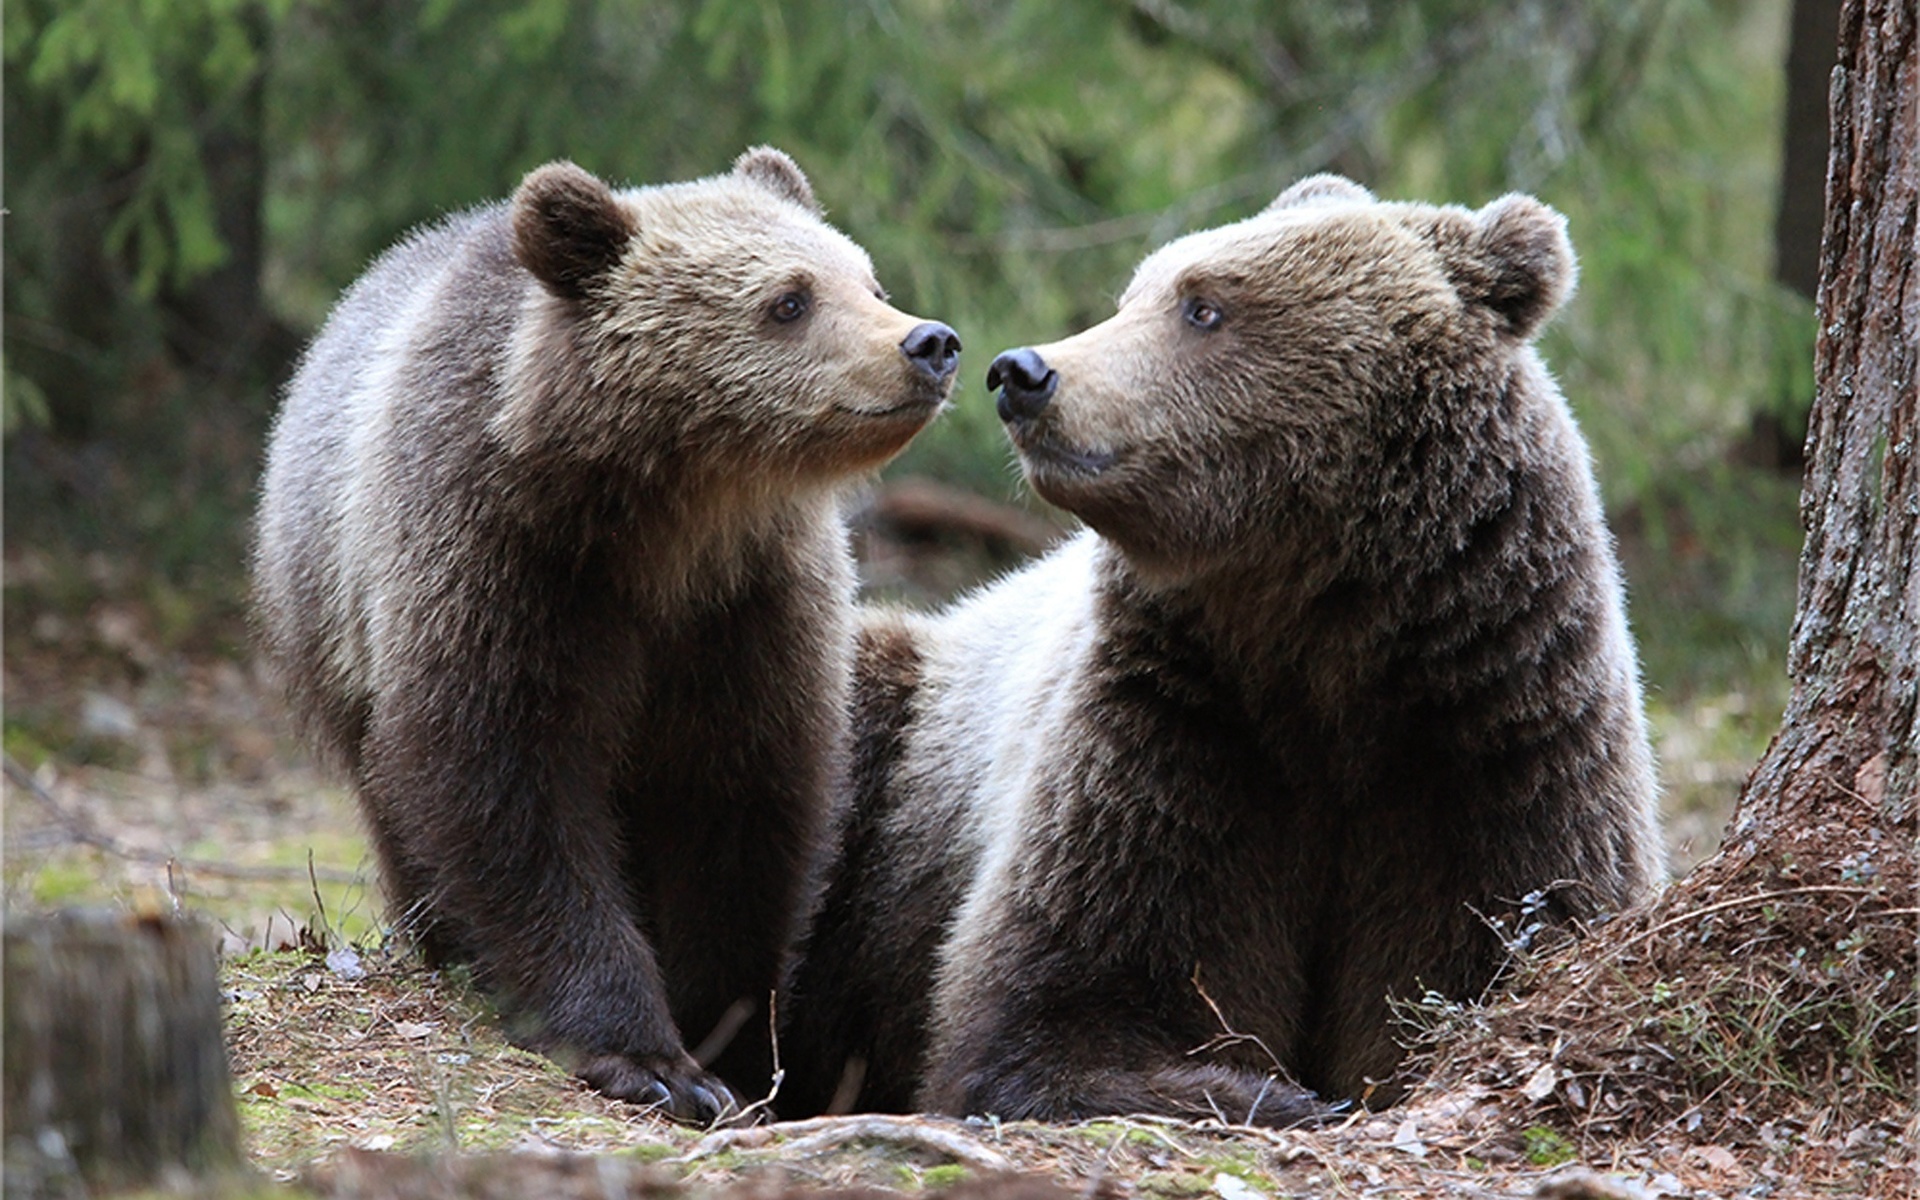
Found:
252,149 -> 959,1119
781,176 -> 1662,1123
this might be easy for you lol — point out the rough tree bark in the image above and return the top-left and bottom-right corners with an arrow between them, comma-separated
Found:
1718,0 -> 1916,873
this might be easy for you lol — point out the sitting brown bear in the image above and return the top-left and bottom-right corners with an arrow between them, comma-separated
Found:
781,175 -> 1662,1124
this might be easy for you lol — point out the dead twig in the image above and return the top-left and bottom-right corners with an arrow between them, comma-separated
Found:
1187,964 -> 1285,1074
681,1113 -> 1016,1173
1593,884 -> 1883,970
722,990 -> 784,1128
3,752 -> 361,885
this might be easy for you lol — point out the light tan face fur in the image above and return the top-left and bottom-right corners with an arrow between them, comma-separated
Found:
602,181 -> 947,471
499,153 -> 955,484
1000,176 -> 1572,576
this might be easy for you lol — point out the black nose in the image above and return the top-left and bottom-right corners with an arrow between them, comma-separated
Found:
901,321 -> 962,382
986,348 -> 1057,422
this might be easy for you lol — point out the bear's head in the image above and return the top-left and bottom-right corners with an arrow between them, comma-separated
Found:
498,148 -> 960,485
986,176 -> 1576,578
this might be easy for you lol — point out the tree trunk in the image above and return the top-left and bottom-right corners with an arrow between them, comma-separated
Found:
1718,0 -> 1916,872
157,3 -> 302,395
3,909 -> 243,1196
1774,0 -> 1845,303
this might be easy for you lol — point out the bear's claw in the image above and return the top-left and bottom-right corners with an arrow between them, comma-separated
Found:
577,1052 -> 741,1125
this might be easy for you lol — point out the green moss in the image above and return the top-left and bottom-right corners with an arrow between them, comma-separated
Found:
1521,1125 -> 1577,1167
280,1080 -> 371,1102
1077,1121 -> 1170,1150
228,946 -> 315,978
1195,1148 -> 1263,1178
3,718 -> 59,766
919,1163 -> 972,1189
688,1148 -> 743,1174
1139,1171 -> 1213,1198
22,854 -> 111,905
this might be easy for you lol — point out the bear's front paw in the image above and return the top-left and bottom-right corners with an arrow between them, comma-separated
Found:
577,1052 -> 741,1124
1152,1062 -> 1335,1129
1238,1077 -> 1340,1129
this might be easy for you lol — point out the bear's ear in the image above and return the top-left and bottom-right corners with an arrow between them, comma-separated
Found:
1455,194 -> 1576,339
1264,173 -> 1374,213
512,161 -> 637,301
733,145 -> 823,215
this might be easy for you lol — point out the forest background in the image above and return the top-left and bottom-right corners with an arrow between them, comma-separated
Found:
5,0 -> 1826,911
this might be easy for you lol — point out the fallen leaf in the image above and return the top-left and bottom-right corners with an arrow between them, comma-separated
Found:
1523,1062 -> 1559,1101
1391,1116 -> 1427,1158
79,691 -> 139,740
391,1020 -> 433,1040
327,946 -> 367,980
1691,1145 -> 1741,1176
1853,752 -> 1887,804
1535,1169 -> 1655,1199
1212,1173 -> 1266,1200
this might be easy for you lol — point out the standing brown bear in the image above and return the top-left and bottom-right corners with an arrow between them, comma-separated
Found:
252,148 -> 960,1120
781,175 -> 1662,1122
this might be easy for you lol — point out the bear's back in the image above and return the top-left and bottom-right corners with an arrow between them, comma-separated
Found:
252,204 -> 519,767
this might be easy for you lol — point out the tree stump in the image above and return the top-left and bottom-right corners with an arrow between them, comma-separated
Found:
3,908 -> 242,1196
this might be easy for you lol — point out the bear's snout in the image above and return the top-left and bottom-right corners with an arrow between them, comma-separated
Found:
901,321 -> 963,382
987,348 -> 1057,422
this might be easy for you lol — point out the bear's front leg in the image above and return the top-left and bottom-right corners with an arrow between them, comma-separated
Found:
920,956 -> 1329,1128
361,691 -> 739,1123
918,907 -> 1328,1128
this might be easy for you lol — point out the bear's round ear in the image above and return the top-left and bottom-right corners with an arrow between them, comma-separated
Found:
733,146 -> 823,215
512,161 -> 638,301
1263,173 -> 1374,213
1457,194 -> 1576,339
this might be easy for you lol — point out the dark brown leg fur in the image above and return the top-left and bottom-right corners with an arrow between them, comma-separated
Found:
943,1061 -> 1327,1128
363,678 -> 734,1120
779,614 -> 966,1117
626,556 -> 847,1104
349,526 -> 850,1123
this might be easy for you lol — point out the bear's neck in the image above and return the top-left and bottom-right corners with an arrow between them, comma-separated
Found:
497,452 -> 846,613
1099,417 -> 1607,733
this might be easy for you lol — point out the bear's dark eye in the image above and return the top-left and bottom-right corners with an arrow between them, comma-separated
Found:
770,291 -> 812,323
1182,296 -> 1225,332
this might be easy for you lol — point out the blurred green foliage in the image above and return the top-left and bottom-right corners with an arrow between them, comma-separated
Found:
4,0 -> 1811,699
9,0 -> 277,295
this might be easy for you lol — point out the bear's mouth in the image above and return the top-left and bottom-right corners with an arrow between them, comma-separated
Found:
1011,429 -> 1120,480
834,392 -> 948,422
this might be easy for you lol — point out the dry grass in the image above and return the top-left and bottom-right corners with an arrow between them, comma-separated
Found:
222,946 -> 694,1174
1396,784 -> 1917,1200
213,908 -> 1914,1200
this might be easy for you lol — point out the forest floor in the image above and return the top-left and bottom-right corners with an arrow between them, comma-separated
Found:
2,482 -> 1911,1200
